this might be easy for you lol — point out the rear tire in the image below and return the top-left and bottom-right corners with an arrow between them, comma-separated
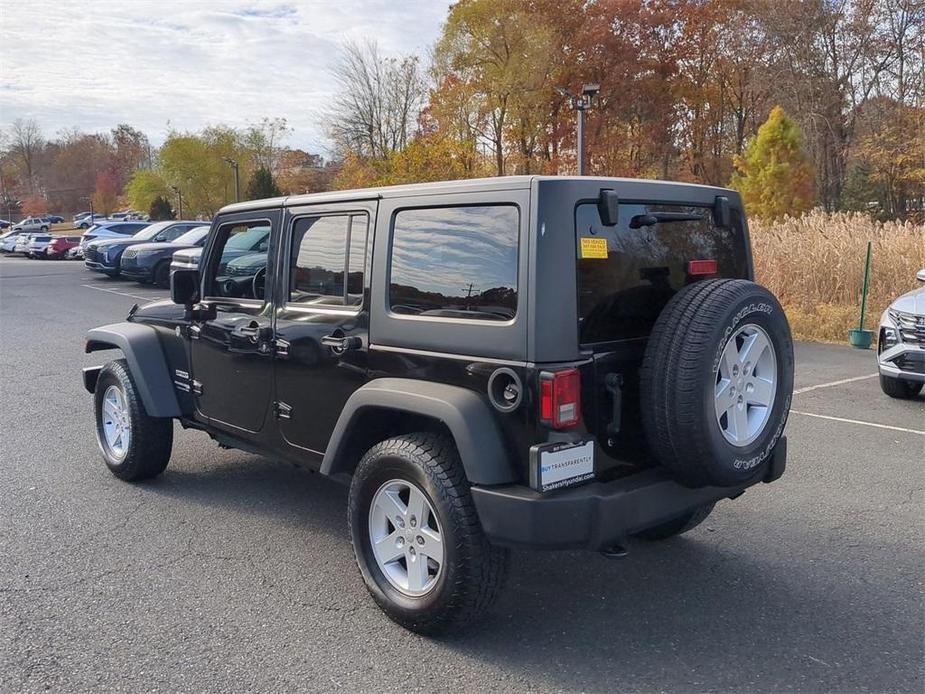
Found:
635,503 -> 714,540
348,433 -> 508,634
94,359 -> 173,481
641,279 -> 793,487
879,374 -> 923,399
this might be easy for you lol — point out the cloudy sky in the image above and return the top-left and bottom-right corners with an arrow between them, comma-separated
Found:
0,1 -> 449,154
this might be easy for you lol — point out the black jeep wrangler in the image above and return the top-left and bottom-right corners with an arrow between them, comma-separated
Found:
83,176 -> 792,633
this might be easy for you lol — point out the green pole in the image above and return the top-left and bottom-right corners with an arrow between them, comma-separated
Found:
859,240 -> 872,330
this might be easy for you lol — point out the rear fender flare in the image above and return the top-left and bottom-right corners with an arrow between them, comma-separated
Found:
321,378 -> 516,486
84,322 -> 182,418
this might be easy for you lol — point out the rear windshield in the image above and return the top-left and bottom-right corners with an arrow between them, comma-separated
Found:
576,201 -> 747,344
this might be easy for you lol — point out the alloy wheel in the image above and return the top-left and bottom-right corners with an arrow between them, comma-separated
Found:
100,385 -> 131,461
368,479 -> 444,597
714,323 -> 777,447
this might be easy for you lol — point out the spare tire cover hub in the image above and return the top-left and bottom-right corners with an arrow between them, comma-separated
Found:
713,323 -> 777,447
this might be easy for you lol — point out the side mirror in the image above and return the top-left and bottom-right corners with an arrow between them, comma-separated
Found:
597,189 -> 619,226
713,196 -> 731,228
917,269 -> 925,283
171,268 -> 199,306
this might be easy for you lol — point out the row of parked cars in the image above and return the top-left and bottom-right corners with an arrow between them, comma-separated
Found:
0,219 -> 213,287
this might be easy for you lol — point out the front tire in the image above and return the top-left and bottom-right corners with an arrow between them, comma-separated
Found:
154,261 -> 171,289
94,359 -> 173,481
879,374 -> 923,399
348,433 -> 508,634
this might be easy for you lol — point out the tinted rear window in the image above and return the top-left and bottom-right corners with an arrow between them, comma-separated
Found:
389,205 -> 519,321
576,202 -> 747,344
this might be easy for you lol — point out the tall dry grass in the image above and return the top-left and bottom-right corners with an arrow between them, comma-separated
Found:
749,211 -> 925,343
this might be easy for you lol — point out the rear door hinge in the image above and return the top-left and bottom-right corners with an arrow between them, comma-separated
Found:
274,338 -> 290,359
192,380 -> 203,396
274,401 -> 292,420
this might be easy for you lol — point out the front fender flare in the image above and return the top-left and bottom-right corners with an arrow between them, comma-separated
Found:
85,322 -> 182,418
321,378 -> 516,486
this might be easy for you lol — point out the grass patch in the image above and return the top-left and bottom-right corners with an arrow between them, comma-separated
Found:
751,211 -> 925,344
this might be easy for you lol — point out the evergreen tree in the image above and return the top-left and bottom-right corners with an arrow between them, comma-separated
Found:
245,167 -> 282,200
148,195 -> 176,221
730,106 -> 815,220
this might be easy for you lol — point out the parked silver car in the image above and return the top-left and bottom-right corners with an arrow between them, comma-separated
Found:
877,269 -> 925,399
12,217 -> 51,233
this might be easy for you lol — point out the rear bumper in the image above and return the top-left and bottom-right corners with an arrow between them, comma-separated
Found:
472,437 -> 787,550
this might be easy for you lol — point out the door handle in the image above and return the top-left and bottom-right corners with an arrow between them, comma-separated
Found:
234,321 -> 272,343
321,334 -> 362,352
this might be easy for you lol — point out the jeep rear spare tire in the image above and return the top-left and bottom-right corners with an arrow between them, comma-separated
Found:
640,279 -> 793,487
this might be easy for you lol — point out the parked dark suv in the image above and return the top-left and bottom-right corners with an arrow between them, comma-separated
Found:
82,177 -> 793,633
119,225 -> 210,287
84,220 -> 204,277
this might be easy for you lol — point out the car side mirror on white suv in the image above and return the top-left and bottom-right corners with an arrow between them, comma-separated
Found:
916,268 -> 925,283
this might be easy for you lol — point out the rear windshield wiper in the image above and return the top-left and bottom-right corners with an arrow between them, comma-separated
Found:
629,212 -> 705,228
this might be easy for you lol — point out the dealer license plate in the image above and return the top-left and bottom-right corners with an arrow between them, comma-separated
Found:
529,440 -> 595,492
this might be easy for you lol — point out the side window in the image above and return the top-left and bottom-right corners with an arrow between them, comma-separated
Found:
389,205 -> 519,321
289,213 -> 368,307
205,220 -> 271,301
165,225 -> 189,241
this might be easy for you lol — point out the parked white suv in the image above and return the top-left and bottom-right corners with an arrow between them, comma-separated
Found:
877,269 -> 925,399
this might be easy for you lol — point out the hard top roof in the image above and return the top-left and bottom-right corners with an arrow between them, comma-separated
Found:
218,175 -> 737,215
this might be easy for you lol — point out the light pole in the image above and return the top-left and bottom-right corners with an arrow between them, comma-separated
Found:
556,83 -> 600,175
171,186 -> 183,219
223,158 -> 240,202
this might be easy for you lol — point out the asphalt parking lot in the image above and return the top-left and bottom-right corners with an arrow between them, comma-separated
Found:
1,256 -> 923,693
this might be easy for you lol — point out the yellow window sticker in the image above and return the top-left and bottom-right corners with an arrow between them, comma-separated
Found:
580,237 -> 608,259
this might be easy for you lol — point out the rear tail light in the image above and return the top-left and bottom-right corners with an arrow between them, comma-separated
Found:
539,368 -> 582,429
688,259 -> 717,276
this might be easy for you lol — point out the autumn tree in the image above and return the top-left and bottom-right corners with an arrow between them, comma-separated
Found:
126,169 -> 171,213
243,117 -> 292,176
731,106 -> 815,220
92,170 -> 120,216
333,135 -> 486,189
276,149 -> 334,194
110,124 -> 151,189
433,0 -> 558,175
158,127 -> 248,217
21,195 -> 49,216
245,167 -> 282,200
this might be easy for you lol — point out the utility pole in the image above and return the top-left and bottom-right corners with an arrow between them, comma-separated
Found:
171,186 -> 183,219
223,158 -> 240,202
556,83 -> 600,175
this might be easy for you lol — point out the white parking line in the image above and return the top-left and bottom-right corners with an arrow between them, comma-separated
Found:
793,373 -> 879,394
80,284 -> 157,302
791,410 -> 925,436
